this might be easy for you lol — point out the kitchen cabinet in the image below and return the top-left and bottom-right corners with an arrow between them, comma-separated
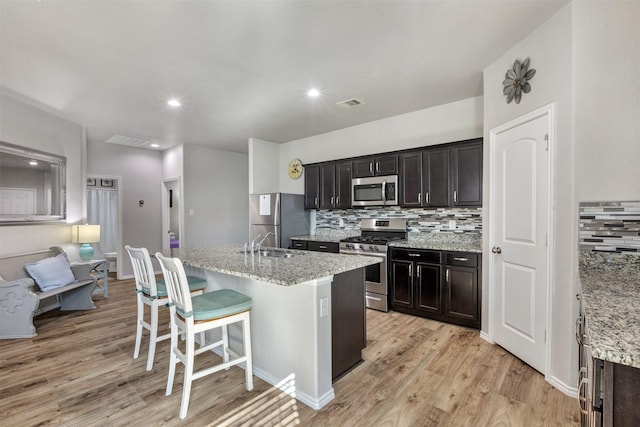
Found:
451,141 -> 483,207
319,161 -> 352,209
352,154 -> 398,178
304,164 -> 320,209
290,239 -> 339,253
399,148 -> 450,208
331,268 -> 366,380
390,248 -> 480,329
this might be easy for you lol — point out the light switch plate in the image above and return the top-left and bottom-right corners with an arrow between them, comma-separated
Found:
320,297 -> 329,317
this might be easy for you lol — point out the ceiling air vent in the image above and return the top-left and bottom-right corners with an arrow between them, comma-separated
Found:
336,98 -> 364,109
105,135 -> 150,147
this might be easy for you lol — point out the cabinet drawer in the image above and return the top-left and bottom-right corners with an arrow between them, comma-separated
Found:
446,253 -> 478,267
391,248 -> 441,264
308,241 -> 339,253
290,240 -> 308,250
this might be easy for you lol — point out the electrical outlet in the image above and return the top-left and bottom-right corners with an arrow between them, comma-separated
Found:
320,297 -> 329,317
448,220 -> 456,229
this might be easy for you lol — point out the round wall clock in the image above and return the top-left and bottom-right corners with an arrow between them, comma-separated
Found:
288,158 -> 303,179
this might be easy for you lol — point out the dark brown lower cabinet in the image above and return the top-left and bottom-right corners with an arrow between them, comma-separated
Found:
331,268 -> 366,381
390,248 -> 480,329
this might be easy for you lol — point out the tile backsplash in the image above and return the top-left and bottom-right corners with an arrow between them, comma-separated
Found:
315,206 -> 482,234
579,201 -> 640,253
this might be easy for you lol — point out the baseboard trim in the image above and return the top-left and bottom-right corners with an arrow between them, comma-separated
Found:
547,374 -> 578,398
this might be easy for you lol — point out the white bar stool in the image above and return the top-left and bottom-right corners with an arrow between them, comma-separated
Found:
156,252 -> 253,420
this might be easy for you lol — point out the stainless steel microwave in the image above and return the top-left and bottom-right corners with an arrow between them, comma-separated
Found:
352,175 -> 399,207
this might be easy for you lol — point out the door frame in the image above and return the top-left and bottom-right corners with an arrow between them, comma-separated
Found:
487,102 -> 556,379
162,177 -> 184,251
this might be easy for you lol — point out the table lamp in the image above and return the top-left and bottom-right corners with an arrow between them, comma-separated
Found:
71,224 -> 101,261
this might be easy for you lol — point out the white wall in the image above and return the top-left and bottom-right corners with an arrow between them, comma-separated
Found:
87,141 -> 163,278
183,145 -> 249,246
574,1 -> 640,201
275,97 -> 484,194
248,138 -> 280,194
484,3 -> 577,393
0,91 -> 85,256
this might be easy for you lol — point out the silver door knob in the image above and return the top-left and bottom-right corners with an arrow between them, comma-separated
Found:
492,246 -> 502,254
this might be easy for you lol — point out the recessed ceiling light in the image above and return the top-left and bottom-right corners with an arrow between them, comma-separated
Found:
150,143 -> 160,148
167,99 -> 181,107
29,160 -> 38,166
307,88 -> 320,98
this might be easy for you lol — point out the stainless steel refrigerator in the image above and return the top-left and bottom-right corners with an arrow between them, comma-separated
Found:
249,193 -> 310,249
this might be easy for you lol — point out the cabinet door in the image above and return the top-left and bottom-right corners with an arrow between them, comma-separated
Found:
335,161 -> 352,209
424,148 -> 450,207
319,163 -> 336,209
416,263 -> 442,314
304,164 -> 320,209
375,155 -> 398,176
400,152 -> 423,207
445,266 -> 478,324
451,142 -> 483,206
352,157 -> 375,178
391,260 -> 413,309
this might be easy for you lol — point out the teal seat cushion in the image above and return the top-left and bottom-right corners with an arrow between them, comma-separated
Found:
178,289 -> 252,321
144,276 -> 207,297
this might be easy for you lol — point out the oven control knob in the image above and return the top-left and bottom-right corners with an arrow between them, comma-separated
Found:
346,243 -> 353,250
369,245 -> 377,251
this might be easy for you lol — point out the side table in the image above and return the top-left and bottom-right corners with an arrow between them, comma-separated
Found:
71,259 -> 108,298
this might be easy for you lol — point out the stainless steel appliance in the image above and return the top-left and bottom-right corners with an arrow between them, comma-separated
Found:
339,218 -> 407,312
249,193 -> 310,249
351,175 -> 399,207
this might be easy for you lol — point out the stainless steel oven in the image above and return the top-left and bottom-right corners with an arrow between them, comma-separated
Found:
339,219 -> 407,312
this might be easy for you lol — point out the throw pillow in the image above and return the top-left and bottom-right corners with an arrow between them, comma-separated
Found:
25,253 -> 76,291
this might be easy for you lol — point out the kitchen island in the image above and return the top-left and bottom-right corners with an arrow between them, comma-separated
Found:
163,244 -> 380,410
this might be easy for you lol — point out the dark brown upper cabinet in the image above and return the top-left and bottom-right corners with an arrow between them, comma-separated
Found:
352,154 -> 398,178
318,161 -> 352,209
451,142 -> 483,207
400,148 -> 450,208
304,164 -> 320,209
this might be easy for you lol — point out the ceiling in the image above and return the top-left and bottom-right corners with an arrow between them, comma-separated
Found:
0,0 -> 568,154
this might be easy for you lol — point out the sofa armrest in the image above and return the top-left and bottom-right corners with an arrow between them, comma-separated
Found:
0,278 -> 40,339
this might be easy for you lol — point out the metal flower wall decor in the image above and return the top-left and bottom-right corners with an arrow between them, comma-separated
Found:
503,57 -> 536,104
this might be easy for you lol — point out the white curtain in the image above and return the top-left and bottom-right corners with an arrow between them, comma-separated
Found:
87,188 -> 118,255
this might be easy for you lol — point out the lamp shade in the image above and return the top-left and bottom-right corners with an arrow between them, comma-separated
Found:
71,224 -> 101,244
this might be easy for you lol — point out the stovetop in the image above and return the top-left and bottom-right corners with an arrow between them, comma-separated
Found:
339,218 -> 408,252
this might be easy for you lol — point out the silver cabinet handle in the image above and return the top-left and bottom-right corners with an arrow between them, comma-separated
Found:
453,257 -> 468,262
492,246 -> 502,254
336,196 -> 340,205
369,162 -> 373,174
446,268 -> 449,282
408,253 -> 420,257
409,264 -> 412,277
314,197 -> 318,205
418,193 -> 421,203
376,162 -> 380,173
416,265 -> 420,278
453,190 -> 457,202
331,196 -> 335,206
426,192 -> 429,203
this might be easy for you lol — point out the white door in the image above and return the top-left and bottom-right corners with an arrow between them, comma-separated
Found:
490,109 -> 551,374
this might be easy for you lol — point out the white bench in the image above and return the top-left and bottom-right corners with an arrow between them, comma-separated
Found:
0,247 -> 97,339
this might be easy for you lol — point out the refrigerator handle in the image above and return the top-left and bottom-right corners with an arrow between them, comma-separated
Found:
274,193 -> 281,226
274,226 -> 280,248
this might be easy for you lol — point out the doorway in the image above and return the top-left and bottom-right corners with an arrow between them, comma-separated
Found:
162,178 -> 182,250
86,175 -> 123,279
489,104 -> 554,375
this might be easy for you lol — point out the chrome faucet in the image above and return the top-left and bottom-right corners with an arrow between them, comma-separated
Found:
250,234 -> 262,253
256,232 -> 273,251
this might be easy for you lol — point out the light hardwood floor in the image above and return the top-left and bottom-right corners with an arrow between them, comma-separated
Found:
0,277 -> 579,426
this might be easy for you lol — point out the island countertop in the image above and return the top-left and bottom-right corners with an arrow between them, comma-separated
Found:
164,244 -> 380,286
579,251 -> 640,369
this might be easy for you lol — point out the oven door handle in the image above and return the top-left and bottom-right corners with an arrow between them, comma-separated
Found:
339,249 -> 386,258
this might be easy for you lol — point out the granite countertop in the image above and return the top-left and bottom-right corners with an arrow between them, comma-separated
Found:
579,251 -> 640,369
389,232 -> 482,253
163,243 -> 380,287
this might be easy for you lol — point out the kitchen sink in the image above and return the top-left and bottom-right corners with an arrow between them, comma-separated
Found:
258,250 -> 295,258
